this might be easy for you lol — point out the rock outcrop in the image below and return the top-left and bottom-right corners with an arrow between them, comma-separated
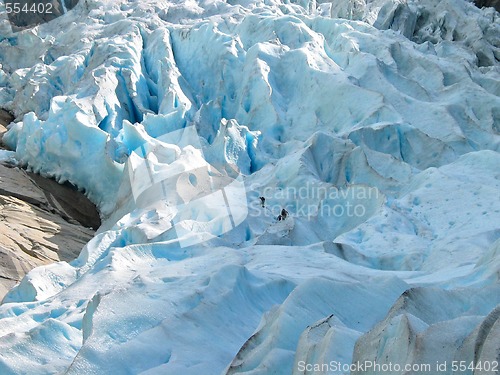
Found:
6,0 -> 81,31
475,0 -> 500,12
0,110 -> 12,145
0,109 -> 99,300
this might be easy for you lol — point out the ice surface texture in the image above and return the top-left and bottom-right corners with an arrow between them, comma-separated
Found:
0,0 -> 499,373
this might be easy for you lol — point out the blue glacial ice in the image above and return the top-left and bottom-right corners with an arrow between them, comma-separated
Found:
0,0 -> 499,373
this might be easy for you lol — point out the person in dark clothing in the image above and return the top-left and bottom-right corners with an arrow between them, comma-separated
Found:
281,208 -> 288,220
259,196 -> 265,208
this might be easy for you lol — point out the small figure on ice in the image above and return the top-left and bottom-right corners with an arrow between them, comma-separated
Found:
277,208 -> 288,221
259,196 -> 265,208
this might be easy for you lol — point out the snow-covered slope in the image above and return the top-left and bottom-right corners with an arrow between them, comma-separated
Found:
0,0 -> 499,373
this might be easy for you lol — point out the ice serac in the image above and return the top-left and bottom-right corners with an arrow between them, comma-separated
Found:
226,276 -> 407,374
0,0 -> 498,373
329,0 -> 500,66
351,287 -> 500,375
292,315 -> 362,375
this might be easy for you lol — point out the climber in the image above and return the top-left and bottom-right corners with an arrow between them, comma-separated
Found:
281,208 -> 288,220
259,196 -> 265,208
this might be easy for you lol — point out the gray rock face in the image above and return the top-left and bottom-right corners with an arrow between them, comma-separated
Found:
0,110 -> 13,147
0,109 -> 99,300
0,110 -> 13,130
0,164 -> 99,300
475,0 -> 500,12
6,0 -> 80,32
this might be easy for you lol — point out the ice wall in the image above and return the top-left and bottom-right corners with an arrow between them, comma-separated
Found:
0,0 -> 498,373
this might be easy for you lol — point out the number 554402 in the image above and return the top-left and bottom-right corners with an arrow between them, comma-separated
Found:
4,2 -> 54,14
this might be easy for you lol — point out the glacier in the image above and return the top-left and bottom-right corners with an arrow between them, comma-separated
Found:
0,0 -> 499,373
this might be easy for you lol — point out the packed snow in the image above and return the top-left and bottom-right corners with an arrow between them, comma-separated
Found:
0,0 -> 499,373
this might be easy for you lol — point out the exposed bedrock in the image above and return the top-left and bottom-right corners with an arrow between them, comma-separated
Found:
0,109 -> 100,300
